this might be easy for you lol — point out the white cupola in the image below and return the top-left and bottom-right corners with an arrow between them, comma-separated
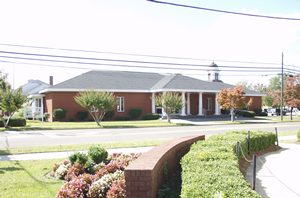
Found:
208,62 -> 222,82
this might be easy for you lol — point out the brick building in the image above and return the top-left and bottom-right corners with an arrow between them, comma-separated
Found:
40,69 -> 263,122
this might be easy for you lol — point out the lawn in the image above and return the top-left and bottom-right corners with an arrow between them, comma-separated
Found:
0,139 -> 167,155
0,120 -> 184,131
255,115 -> 300,122
0,159 -> 63,198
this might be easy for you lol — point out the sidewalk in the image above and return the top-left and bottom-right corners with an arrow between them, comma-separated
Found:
246,142 -> 300,198
0,146 -> 153,161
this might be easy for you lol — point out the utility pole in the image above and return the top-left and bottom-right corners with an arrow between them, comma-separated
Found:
280,53 -> 284,121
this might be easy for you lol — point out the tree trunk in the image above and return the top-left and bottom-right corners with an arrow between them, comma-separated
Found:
167,114 -> 171,123
230,108 -> 235,122
290,107 -> 293,121
4,116 -> 11,128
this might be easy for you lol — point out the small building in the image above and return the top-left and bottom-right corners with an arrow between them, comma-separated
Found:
40,68 -> 263,122
22,79 -> 50,120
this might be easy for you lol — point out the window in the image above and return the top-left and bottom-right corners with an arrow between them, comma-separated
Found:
207,97 -> 212,111
117,97 -> 125,112
36,98 -> 42,108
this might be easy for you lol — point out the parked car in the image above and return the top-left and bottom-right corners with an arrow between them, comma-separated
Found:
267,108 -> 286,116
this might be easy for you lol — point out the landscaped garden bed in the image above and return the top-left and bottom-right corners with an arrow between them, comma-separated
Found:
180,131 -> 277,198
51,145 -> 140,198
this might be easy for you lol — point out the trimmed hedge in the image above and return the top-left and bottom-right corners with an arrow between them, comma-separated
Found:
128,108 -> 142,119
0,118 -> 26,127
142,113 -> 160,120
181,131 -> 276,198
53,108 -> 66,121
237,110 -> 256,118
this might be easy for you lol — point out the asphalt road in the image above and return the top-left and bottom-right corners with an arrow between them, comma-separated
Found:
0,122 -> 299,148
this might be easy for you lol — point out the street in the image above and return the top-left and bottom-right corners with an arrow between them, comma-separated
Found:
0,122 -> 299,148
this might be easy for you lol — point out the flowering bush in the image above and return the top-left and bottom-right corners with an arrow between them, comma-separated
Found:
88,170 -> 124,198
56,174 -> 93,198
52,149 -> 140,198
53,161 -> 71,179
65,163 -> 85,181
106,179 -> 126,198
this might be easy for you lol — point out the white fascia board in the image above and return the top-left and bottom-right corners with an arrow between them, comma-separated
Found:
40,88 -> 152,93
28,94 -> 45,98
244,93 -> 265,97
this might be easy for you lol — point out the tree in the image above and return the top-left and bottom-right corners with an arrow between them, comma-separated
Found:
74,91 -> 116,126
0,72 -> 10,91
216,86 -> 246,122
284,75 -> 300,120
0,88 -> 27,128
155,92 -> 183,123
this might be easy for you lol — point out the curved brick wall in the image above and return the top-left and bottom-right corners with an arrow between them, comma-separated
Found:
125,135 -> 205,198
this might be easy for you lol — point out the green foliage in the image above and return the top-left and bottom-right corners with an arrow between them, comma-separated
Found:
0,88 -> 27,127
115,116 -> 131,121
142,113 -> 160,120
155,92 -> 183,123
53,108 -> 66,121
0,118 -> 26,127
236,110 -> 256,118
87,145 -> 108,164
74,91 -> 116,126
158,185 -> 177,198
104,110 -> 114,120
297,130 -> 300,142
128,108 -> 142,119
68,152 -> 88,165
76,111 -> 89,121
181,131 -> 276,198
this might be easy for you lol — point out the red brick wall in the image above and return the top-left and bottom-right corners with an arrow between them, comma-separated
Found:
125,135 -> 205,198
44,92 -> 152,121
245,96 -> 262,110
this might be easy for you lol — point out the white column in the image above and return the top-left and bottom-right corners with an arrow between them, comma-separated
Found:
198,93 -> 203,116
151,92 -> 156,114
41,97 -> 44,122
162,92 -> 167,117
181,92 -> 186,116
215,94 -> 221,115
187,93 -> 191,115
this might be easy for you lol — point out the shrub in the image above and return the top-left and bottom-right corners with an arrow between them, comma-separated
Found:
104,110 -> 115,120
53,108 -> 66,121
44,112 -> 50,121
115,116 -> 131,121
106,179 -> 126,198
88,145 -> 108,164
142,113 -> 160,120
180,131 -> 276,198
88,170 -> 124,198
76,111 -> 88,121
56,174 -> 93,198
69,152 -> 88,165
128,108 -> 142,119
65,163 -> 85,181
298,130 -> 300,142
0,118 -> 26,127
236,110 -> 256,118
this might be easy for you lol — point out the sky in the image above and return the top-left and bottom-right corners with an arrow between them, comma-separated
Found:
0,0 -> 300,88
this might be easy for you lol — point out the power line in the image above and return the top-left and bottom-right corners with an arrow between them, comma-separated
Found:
147,0 -> 300,21
0,55 -> 281,73
0,50 -> 280,70
0,43 -> 280,66
0,60 -> 280,77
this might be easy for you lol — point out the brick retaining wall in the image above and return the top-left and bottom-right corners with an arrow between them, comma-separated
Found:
125,135 -> 205,198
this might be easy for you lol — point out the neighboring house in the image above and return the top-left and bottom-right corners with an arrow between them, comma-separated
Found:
22,79 -> 50,120
40,64 -> 263,122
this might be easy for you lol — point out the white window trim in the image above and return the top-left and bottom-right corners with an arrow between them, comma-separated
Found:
117,96 -> 125,112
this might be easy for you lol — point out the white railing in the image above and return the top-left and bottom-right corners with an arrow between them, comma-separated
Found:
24,107 -> 43,119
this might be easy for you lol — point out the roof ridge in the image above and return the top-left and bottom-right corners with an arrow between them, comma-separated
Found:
151,73 -> 178,90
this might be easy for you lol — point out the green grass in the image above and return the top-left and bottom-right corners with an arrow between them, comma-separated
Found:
0,120 -> 185,132
0,159 -> 63,198
0,139 -> 167,155
255,115 -> 300,122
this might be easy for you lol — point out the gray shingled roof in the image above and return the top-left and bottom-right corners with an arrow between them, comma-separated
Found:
42,70 -> 261,95
50,70 -> 164,90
